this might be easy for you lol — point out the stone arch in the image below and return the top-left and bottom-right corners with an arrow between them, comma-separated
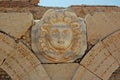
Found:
0,32 -> 50,80
72,30 -> 120,80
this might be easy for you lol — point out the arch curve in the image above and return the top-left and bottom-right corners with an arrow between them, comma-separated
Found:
0,32 -> 50,80
72,30 -> 120,80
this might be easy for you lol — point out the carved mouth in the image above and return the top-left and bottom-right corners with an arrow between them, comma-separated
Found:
57,40 -> 64,44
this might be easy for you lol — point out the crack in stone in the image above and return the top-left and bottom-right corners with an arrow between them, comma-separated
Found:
101,28 -> 120,41
19,24 -> 33,49
102,41 -> 120,66
80,64 -> 103,80
0,30 -> 15,40
82,28 -> 120,64
0,58 -> 6,66
0,29 -> 31,50
101,29 -> 120,65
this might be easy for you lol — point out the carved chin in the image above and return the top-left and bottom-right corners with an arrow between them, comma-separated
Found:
54,45 -> 67,50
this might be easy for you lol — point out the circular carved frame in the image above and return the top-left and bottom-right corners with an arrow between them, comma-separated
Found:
31,9 -> 87,63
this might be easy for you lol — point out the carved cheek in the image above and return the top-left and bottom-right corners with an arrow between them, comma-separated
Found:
64,30 -> 72,40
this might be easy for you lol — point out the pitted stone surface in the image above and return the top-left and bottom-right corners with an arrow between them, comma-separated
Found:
72,65 -> 102,80
32,9 -> 87,63
0,32 -> 50,80
0,6 -> 120,80
43,63 -> 79,80
73,30 -> 120,80
86,12 -> 120,44
0,13 -> 33,39
102,30 -> 120,65
80,42 -> 119,80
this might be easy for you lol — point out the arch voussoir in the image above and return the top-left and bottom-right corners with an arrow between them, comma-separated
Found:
72,65 -> 102,80
102,30 -> 120,65
73,30 -> 120,80
0,33 -> 50,80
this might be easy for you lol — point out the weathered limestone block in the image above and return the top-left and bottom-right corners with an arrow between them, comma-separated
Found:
0,0 -> 29,1
80,42 -> 119,80
12,0 -> 29,1
0,0 -> 10,1
86,12 -> 120,44
32,9 -> 87,63
72,65 -> 101,80
0,13 -> 33,39
0,33 -> 16,65
43,63 -> 79,80
0,33 -> 50,80
21,65 -> 50,80
30,0 -> 39,4
102,30 -> 120,65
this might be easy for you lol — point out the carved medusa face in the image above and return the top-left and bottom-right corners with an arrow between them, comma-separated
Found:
32,9 -> 87,63
48,23 -> 73,50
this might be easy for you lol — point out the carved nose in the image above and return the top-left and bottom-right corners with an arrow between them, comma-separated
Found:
58,37 -> 64,44
58,33 -> 64,44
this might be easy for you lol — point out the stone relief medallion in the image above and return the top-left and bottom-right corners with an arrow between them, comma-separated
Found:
31,9 -> 87,63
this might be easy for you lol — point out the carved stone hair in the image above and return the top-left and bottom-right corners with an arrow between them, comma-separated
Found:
32,9 -> 87,63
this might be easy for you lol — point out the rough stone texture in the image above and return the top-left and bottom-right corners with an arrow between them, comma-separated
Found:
0,68 -> 11,80
86,12 -> 120,44
0,6 -> 119,19
0,1 -> 35,7
43,63 -> 79,80
32,9 -> 87,63
0,0 -> 10,1
12,0 -> 29,1
0,4 -> 120,80
109,67 -> 120,80
0,13 -> 33,39
0,33 -> 50,80
72,65 -> 102,80
102,30 -> 120,65
70,6 -> 120,18
30,0 -> 39,5
0,0 -> 39,5
80,42 -> 119,80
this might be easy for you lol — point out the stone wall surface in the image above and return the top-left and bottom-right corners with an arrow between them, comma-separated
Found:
73,30 -> 120,80
0,5 -> 119,46
0,1 -> 120,80
43,63 -> 79,80
86,12 -> 120,44
0,5 -> 120,19
0,32 -> 50,80
0,0 -> 29,1
72,65 -> 102,80
0,13 -> 33,39
0,0 -> 39,5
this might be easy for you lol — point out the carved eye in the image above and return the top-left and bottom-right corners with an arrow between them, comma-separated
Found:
63,30 -> 69,35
